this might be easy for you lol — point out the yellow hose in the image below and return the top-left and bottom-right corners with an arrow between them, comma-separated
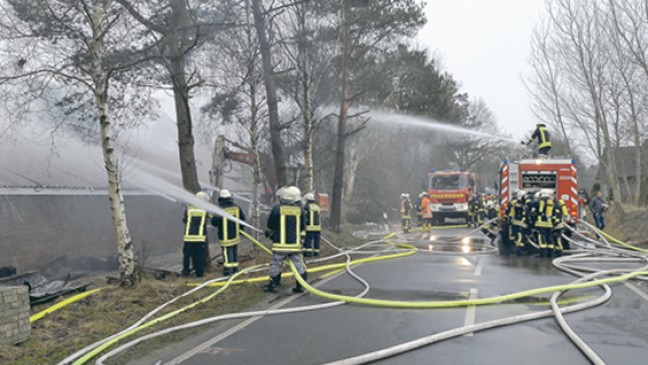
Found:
290,260 -> 647,308
30,287 -> 107,323
594,227 -> 648,253
241,231 -> 273,255
73,265 -> 265,365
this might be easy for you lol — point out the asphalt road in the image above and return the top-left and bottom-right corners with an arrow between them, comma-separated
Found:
127,227 -> 648,365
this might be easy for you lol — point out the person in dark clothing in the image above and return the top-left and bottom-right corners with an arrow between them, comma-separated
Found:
303,192 -> 321,257
212,189 -> 246,276
182,191 -> 212,278
590,191 -> 608,230
263,186 -> 308,293
523,123 -> 552,158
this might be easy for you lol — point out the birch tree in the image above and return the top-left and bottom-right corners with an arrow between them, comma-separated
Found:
0,0 -> 155,286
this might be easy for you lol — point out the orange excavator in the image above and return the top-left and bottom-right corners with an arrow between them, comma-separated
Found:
219,138 -> 329,214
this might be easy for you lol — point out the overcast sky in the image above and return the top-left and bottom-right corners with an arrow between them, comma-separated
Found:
417,0 -> 546,140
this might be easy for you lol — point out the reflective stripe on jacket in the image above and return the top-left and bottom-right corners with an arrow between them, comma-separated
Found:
184,206 -> 208,242
535,198 -> 555,228
305,202 -> 321,232
529,126 -> 552,149
219,206 -> 241,247
267,204 -> 304,253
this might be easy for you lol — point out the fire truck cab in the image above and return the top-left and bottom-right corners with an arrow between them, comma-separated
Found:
499,158 -> 579,222
426,170 -> 477,225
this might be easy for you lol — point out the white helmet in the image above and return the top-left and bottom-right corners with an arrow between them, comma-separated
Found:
219,189 -> 232,199
304,192 -> 315,201
280,186 -> 301,203
540,189 -> 554,198
485,201 -> 494,209
516,190 -> 526,199
196,191 -> 209,201
405,193 -> 410,198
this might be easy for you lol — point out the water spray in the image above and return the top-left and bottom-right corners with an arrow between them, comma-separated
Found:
128,159 -> 262,233
367,110 -> 519,143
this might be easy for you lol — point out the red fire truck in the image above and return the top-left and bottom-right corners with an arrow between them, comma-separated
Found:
499,158 -> 579,222
426,170 -> 477,225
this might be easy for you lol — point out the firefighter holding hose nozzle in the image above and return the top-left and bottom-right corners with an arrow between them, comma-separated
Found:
522,122 -> 552,159
263,186 -> 308,294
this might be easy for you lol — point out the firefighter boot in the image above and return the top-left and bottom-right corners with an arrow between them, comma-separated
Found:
263,275 -> 281,293
292,272 -> 308,294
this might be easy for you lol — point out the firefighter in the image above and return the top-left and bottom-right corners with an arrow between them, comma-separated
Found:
531,189 -> 556,258
468,195 -> 477,227
475,193 -> 487,225
522,122 -> 552,158
416,192 -> 425,227
211,189 -> 246,276
399,193 -> 414,233
499,197 -> 514,256
182,191 -> 212,278
553,198 -> 570,256
480,200 -> 500,246
303,192 -> 321,257
508,190 -> 529,256
420,192 -> 433,232
263,186 -> 308,293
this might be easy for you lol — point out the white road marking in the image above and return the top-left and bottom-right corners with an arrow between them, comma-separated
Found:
164,253 -> 377,364
474,257 -> 484,276
463,288 -> 479,337
624,282 -> 648,302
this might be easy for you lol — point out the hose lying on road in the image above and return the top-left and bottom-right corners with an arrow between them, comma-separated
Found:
59,221 -> 648,365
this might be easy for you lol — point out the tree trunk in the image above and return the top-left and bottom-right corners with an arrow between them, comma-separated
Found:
330,6 -> 350,232
169,54 -> 201,193
91,1 -> 137,287
251,0 -> 287,188
249,75 -> 262,238
296,4 -> 315,193
210,135 -> 226,189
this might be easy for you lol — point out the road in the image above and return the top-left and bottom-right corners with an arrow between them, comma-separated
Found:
128,226 -> 648,365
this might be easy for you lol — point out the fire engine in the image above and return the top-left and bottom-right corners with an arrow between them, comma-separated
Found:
426,169 -> 477,225
499,158 -> 579,222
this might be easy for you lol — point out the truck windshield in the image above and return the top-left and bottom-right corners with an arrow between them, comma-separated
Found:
429,175 -> 468,190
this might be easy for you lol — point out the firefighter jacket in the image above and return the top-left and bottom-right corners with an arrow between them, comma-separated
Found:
528,125 -> 552,149
421,196 -> 433,219
533,197 -> 555,228
507,199 -> 527,228
553,199 -> 569,229
183,205 -> 212,243
212,199 -> 246,247
304,201 -> 321,232
400,198 -> 413,219
266,202 -> 305,253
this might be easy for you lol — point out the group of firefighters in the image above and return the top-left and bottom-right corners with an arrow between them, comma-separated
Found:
182,186 -> 322,294
399,187 -> 573,258
399,191 -> 500,231
499,189 -> 572,258
399,192 -> 437,233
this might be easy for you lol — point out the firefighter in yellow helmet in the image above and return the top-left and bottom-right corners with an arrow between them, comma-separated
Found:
263,186 -> 307,293
182,191 -> 212,278
522,122 -> 552,159
211,189 -> 246,276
